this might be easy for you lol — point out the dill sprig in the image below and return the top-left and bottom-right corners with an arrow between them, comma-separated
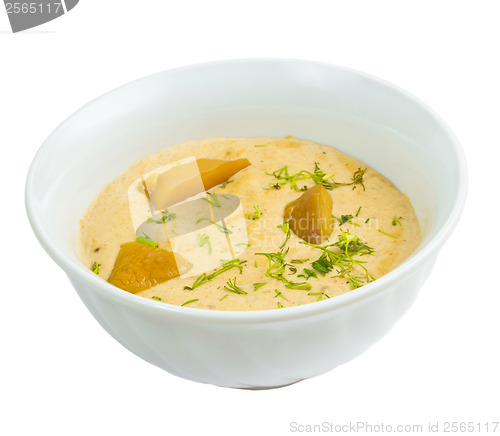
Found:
345,274 -> 366,289
335,231 -> 375,256
146,209 -> 176,224
253,282 -> 267,291
204,193 -> 221,207
199,233 -> 212,254
351,168 -> 367,190
196,218 -> 232,234
277,222 -> 291,249
333,212 -> 361,227
274,289 -> 288,300
311,253 -> 333,275
265,162 -> 367,191
248,205 -> 263,220
255,219 -> 312,289
181,298 -> 199,306
184,259 -> 246,290
255,248 -> 312,290
378,229 -> 398,238
220,180 -> 234,189
297,268 -> 318,280
256,247 -> 290,283
392,216 -> 402,226
300,230 -> 375,288
285,282 -> 312,290
308,292 -> 331,302
333,214 -> 354,226
136,234 -> 158,248
91,261 -> 100,275
224,278 -> 247,295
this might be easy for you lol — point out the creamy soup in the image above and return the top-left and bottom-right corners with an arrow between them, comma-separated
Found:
78,137 -> 421,311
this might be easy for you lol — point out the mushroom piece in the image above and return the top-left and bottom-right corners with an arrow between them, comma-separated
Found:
108,242 -> 192,293
149,158 -> 250,210
284,184 -> 334,244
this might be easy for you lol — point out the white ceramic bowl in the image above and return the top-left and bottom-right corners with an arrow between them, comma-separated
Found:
26,59 -> 466,388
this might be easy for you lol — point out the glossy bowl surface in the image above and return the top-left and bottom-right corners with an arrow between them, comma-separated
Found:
26,59 -> 466,388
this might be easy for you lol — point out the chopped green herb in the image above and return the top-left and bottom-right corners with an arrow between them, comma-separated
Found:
256,247 -> 290,283
266,163 -> 367,191
199,233 -> 212,254
297,268 -> 318,280
285,281 -> 312,291
146,210 -> 176,224
278,222 -> 289,233
184,259 -> 246,290
196,218 -> 232,234
220,180 -> 234,189
91,261 -> 100,275
365,218 -> 370,224
220,294 -> 229,301
291,258 -> 309,264
254,260 -> 258,268
277,302 -> 284,308
253,282 -> 267,292
333,214 -> 353,225
274,289 -> 288,300
136,234 -> 158,248
236,242 -> 251,247
151,296 -> 162,301
346,274 -> 365,289
335,231 -> 375,256
163,210 -> 177,221
378,229 -> 398,238
392,216 -> 403,226
204,193 -> 221,207
224,277 -> 247,295
356,206 -> 362,217
277,222 -> 291,249
265,165 -> 313,191
351,168 -> 367,190
301,230 -> 375,289
248,205 -> 263,220
311,253 -> 333,275
214,222 -> 232,234
308,292 -> 326,301
333,214 -> 359,227
181,298 -> 199,306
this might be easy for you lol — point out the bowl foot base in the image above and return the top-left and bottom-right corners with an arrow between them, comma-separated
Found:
237,379 -> 304,390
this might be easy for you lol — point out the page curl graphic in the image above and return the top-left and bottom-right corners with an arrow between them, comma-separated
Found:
4,1 -> 79,33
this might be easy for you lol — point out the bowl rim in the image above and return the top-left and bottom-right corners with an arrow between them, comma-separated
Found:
25,58 -> 468,323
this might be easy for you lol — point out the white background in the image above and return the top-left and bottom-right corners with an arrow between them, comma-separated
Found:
1,1 -> 499,435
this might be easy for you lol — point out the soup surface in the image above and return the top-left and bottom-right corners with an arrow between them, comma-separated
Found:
78,137 -> 421,311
